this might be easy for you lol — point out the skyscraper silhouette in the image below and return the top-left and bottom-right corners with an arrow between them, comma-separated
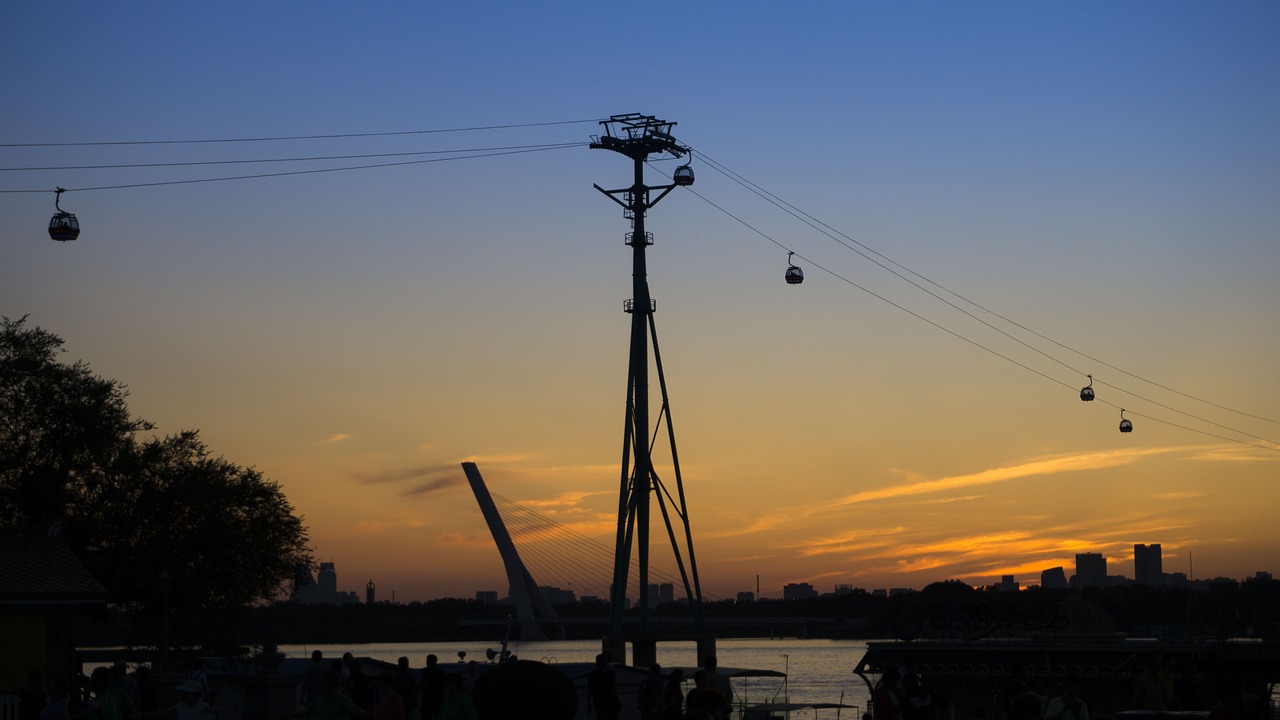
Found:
1074,552 -> 1108,588
1134,544 -> 1163,587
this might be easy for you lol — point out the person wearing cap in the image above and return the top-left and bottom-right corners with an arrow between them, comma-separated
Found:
135,681 -> 213,720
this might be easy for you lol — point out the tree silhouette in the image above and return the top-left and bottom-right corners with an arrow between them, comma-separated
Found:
1,316 -> 312,649
1,317 -> 148,529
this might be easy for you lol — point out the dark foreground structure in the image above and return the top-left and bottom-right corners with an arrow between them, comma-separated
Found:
853,599 -> 1280,719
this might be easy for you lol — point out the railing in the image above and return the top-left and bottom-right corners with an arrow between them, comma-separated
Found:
0,695 -> 20,720
623,299 -> 656,314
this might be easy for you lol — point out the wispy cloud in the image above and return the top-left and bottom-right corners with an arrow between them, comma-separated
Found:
722,552 -> 783,564
783,527 -> 909,556
699,512 -> 792,539
522,489 -> 614,510
1152,490 -> 1208,501
459,453 -> 538,466
702,447 -> 1181,541
348,463 -> 470,496
323,433 -> 351,444
404,476 -> 465,496
353,453 -> 543,488
354,463 -> 457,485
809,509 -> 1209,585
349,517 -> 430,533
835,447 -> 1180,506
919,495 -> 988,505
437,531 -> 497,549
1186,445 -> 1278,463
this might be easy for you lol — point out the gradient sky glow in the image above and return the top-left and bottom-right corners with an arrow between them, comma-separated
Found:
3,2 -> 1278,602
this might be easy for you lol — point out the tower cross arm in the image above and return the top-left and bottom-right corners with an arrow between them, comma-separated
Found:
593,184 -> 631,210
590,112 -> 690,161
646,183 -> 678,208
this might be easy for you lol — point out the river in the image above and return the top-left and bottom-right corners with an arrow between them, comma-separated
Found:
278,637 -> 875,718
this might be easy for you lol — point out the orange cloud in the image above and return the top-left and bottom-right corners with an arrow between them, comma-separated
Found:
437,532 -> 494,549
348,517 -> 430,533
458,452 -> 538,465
522,488 -> 613,510
1186,445 -> 1278,463
835,447 -> 1181,506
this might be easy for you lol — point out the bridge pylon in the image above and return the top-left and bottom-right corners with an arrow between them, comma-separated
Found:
463,462 -> 559,640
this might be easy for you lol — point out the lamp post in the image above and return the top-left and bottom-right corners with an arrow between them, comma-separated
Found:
158,569 -> 171,670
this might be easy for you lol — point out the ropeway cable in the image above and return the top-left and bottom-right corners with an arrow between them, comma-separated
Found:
0,144 -> 586,194
0,141 -> 587,172
689,148 -> 1280,429
0,118 -> 606,148
682,182 -> 1278,452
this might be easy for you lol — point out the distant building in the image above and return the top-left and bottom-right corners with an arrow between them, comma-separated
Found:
366,579 -> 375,605
833,584 -> 855,596
646,582 -> 675,606
1208,577 -> 1240,591
539,586 -> 576,604
1075,552 -> 1108,588
476,590 -> 498,604
1041,567 -> 1069,589
872,589 -> 888,598
783,582 -> 818,600
319,562 -> 337,596
995,575 -> 1020,592
294,562 -> 359,604
736,591 -> 755,604
1134,544 -> 1163,587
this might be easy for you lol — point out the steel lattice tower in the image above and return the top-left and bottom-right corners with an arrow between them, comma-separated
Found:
590,114 -> 707,657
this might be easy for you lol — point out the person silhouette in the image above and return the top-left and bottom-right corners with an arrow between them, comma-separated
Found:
587,654 -> 621,720
420,655 -> 445,720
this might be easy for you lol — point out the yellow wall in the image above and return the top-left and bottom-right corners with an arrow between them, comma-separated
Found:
0,612 -> 76,691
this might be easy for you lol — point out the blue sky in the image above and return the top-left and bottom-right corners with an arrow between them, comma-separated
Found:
3,2 -> 1278,600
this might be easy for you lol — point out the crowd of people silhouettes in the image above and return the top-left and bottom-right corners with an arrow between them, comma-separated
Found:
11,648 -> 1274,720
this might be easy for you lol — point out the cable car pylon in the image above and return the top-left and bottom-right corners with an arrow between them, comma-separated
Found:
590,114 -> 708,666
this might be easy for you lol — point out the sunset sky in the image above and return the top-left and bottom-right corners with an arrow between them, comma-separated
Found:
3,2 -> 1277,602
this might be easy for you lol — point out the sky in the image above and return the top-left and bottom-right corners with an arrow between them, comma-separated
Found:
2,2 -> 1278,603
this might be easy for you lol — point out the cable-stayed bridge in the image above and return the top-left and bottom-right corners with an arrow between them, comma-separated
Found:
465,464 -> 704,634
465,461 -> 853,651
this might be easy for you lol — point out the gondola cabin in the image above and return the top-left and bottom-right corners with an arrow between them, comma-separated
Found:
673,164 -> 694,186
1119,409 -> 1133,433
1080,386 -> 1095,401
49,211 -> 80,242
785,265 -> 804,284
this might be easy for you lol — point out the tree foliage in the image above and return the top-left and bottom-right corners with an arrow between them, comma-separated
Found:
0,318 -> 148,529
1,316 -> 312,646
